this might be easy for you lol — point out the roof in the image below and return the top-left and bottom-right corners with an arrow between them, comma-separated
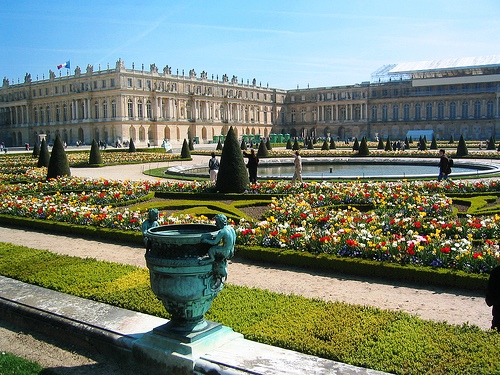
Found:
389,55 -> 500,74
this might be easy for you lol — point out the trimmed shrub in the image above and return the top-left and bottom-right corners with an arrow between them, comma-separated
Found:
384,136 -> 392,151
377,137 -> 384,150
329,138 -> 336,149
47,134 -> 71,179
307,139 -> 314,149
180,139 -> 191,158
128,139 -> 136,153
430,135 -> 438,150
216,139 -> 223,150
257,139 -> 269,157
352,138 -> 359,151
292,138 -> 300,151
37,138 -> 50,168
321,140 -> 330,151
32,141 -> 40,158
286,138 -> 292,149
189,138 -> 195,151
449,135 -> 454,144
216,126 -> 249,193
488,135 -> 496,150
404,137 -> 410,149
88,139 -> 103,165
456,134 -> 469,157
358,137 -> 370,156
241,139 -> 247,150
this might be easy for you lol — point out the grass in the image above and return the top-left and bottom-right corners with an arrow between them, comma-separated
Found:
0,352 -> 53,375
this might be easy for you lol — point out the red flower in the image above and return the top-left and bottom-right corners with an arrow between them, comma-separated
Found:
440,247 -> 451,254
290,233 -> 303,240
414,221 -> 421,229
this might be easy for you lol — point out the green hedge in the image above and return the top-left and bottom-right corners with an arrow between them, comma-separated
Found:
0,243 -> 499,375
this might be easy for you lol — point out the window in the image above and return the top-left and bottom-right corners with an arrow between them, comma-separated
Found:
55,86 -> 59,94
102,80 -> 106,88
46,106 -> 50,123
474,100 -> 481,119
371,106 -> 377,121
103,101 -> 108,118
290,109 -> 296,123
415,104 -> 421,121
437,102 -> 444,120
110,78 -> 115,87
127,78 -> 132,87
382,105 -> 388,121
34,108 -> 38,123
426,103 -> 432,120
392,105 -> 399,121
45,88 -> 49,95
63,105 -> 68,121
487,100 -> 494,118
146,101 -> 152,119
137,100 -> 143,118
146,80 -> 151,90
450,102 -> 456,119
93,81 -> 97,89
137,79 -> 142,88
56,106 -> 60,121
94,101 -> 99,119
127,99 -> 133,117
461,101 -> 468,118
112,101 -> 117,118
404,104 -> 410,121
301,109 -> 306,122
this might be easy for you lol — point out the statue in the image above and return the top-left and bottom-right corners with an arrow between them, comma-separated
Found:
142,209 -> 159,244
200,214 -> 236,280
24,73 -> 32,83
163,65 -> 171,75
49,70 -> 56,80
150,63 -> 158,73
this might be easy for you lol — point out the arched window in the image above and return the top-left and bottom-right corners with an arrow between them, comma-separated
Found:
382,105 -> 388,121
137,100 -> 143,118
34,108 -> 38,123
127,99 -> 133,118
414,104 -> 421,121
403,104 -> 410,121
450,102 -> 456,119
426,103 -> 432,120
103,101 -> 108,118
146,100 -> 152,119
462,101 -> 469,119
63,105 -> 68,121
56,106 -> 60,122
94,101 -> 99,119
371,106 -> 377,121
437,102 -> 444,120
474,100 -> 481,119
112,101 -> 117,118
46,106 -> 51,123
392,105 -> 398,121
487,100 -> 494,118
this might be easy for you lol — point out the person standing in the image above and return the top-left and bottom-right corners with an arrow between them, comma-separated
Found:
438,149 -> 450,181
208,152 -> 220,183
292,150 -> 303,184
244,149 -> 259,184
486,265 -> 500,331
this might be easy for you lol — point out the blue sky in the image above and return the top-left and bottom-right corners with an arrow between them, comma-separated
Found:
1,0 -> 499,90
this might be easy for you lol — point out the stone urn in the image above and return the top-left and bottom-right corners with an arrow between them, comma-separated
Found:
143,223 -> 227,335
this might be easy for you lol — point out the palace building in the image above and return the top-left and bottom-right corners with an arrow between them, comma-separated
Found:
1,56 -> 499,147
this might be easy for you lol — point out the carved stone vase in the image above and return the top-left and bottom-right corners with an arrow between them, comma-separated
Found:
143,223 -> 225,335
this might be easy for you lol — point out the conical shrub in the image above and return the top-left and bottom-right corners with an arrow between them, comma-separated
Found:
430,135 -> 438,150
321,140 -> 330,150
377,138 -> 384,150
456,134 -> 468,157
89,139 -> 103,165
189,138 -> 195,151
292,138 -> 300,151
32,141 -> 40,158
352,138 -> 360,151
358,137 -> 370,156
307,139 -> 314,149
286,138 -> 292,149
37,138 -> 50,168
128,139 -> 136,153
180,139 -> 191,158
404,137 -> 410,150
449,135 -> 454,144
216,127 -> 249,193
330,138 -> 336,149
240,139 -> 247,150
47,135 -> 70,179
384,136 -> 392,151
216,139 -> 223,150
257,139 -> 269,157
488,136 -> 496,150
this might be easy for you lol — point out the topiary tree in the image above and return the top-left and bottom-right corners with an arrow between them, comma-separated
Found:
47,135 -> 70,179
216,139 -> 223,150
216,126 -> 249,193
488,135 -> 496,150
377,137 -> 384,150
240,138 -> 247,150
257,139 -> 269,157
419,136 -> 427,151
384,136 -> 392,151
449,135 -> 454,144
32,141 -> 40,158
330,138 -> 336,149
37,138 -> 50,168
352,138 -> 360,151
430,135 -> 438,150
265,138 -> 272,151
89,139 -> 103,165
358,136 -> 370,156
286,138 -> 292,149
307,139 -> 314,149
292,138 -> 300,151
404,137 -> 410,150
497,142 -> 500,152
321,140 -> 330,150
180,139 -> 191,158
128,139 -> 136,153
456,134 -> 468,157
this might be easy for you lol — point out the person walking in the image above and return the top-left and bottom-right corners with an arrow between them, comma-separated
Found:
208,152 -> 220,183
438,149 -> 451,181
486,265 -> 500,331
244,149 -> 259,184
292,150 -> 303,184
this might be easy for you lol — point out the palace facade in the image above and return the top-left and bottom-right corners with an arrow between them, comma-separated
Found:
1,56 -> 499,147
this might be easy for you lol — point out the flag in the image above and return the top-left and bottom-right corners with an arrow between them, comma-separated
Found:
57,61 -> 70,70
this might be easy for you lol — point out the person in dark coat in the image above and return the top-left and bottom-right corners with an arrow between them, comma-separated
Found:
244,149 -> 259,184
486,265 -> 500,331
438,149 -> 450,181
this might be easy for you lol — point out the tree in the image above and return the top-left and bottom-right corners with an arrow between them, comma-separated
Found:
377,137 -> 385,150
321,140 -> 330,150
292,138 -> 300,151
430,135 -> 438,150
488,136 -> 496,150
240,139 -> 247,150
449,135 -> 454,144
216,126 -> 249,193
189,138 -> 195,151
216,139 -> 223,150
37,138 -> 50,168
180,139 -> 191,158
265,138 -> 272,151
32,141 -> 40,158
358,136 -> 370,156
257,139 -> 269,157
384,136 -> 392,151
128,139 -> 136,153
404,137 -> 410,150
352,138 -> 360,151
329,138 -> 336,150
47,135 -> 71,179
89,139 -> 103,165
286,138 -> 292,149
456,134 -> 469,157
307,139 -> 314,149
